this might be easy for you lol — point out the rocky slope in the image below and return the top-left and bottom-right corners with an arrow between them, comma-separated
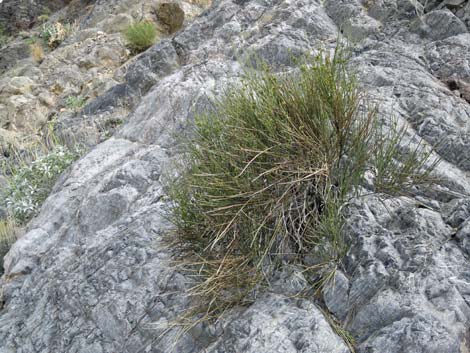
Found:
1,0 -> 470,352
0,0 -> 209,152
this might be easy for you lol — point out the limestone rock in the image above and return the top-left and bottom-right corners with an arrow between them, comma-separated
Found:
206,294 -> 351,353
411,9 -> 468,40
323,270 -> 350,321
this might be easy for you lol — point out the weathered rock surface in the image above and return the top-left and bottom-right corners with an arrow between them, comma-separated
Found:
205,294 -> 350,353
0,0 -> 69,34
1,0 -> 470,352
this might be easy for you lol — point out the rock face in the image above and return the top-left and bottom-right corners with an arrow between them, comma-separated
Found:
0,0 -> 470,353
0,0 -> 69,34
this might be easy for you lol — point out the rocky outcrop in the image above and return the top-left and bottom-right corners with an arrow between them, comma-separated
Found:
0,0 -> 470,352
0,0 -> 210,156
0,0 -> 70,34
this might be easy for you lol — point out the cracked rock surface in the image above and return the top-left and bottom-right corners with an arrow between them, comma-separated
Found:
1,0 -> 470,352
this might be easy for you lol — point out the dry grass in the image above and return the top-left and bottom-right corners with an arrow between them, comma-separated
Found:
0,218 -> 18,274
410,0 -> 426,17
30,42 -> 45,63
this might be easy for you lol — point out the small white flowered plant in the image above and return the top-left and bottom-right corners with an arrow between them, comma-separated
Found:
3,146 -> 81,223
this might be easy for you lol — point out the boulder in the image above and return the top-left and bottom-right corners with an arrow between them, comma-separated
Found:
156,2 -> 186,34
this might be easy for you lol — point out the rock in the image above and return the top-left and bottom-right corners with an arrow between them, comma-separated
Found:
0,0 -> 210,152
425,33 -> 470,82
442,0 -> 467,7
0,0 -> 69,34
0,41 -> 30,75
100,13 -> 134,34
323,271 -> 350,321
364,0 -> 424,21
206,294 -> 351,353
444,197 -> 470,228
123,39 -> 180,94
411,9 -> 468,40
37,90 -> 56,107
343,196 -> 470,353
324,0 -> 381,42
456,219 -> 470,254
156,2 -> 186,34
0,1 -> 352,351
344,14 -> 381,42
6,76 -> 36,94
0,94 -> 48,131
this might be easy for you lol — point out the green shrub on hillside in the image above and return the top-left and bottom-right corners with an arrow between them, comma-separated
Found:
65,95 -> 87,111
168,47 -> 439,320
40,22 -> 75,48
124,21 -> 158,52
3,146 -> 81,224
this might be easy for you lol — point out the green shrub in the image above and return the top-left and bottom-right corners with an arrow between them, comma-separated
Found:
24,35 -> 39,45
65,95 -> 87,111
124,21 -> 158,52
168,46 -> 438,320
2,145 -> 81,224
40,22 -> 75,48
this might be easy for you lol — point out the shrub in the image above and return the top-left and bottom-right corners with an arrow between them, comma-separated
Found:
65,95 -> 87,111
2,145 -> 81,224
168,47 -> 438,320
123,21 -> 158,52
40,22 -> 75,48
37,14 -> 50,23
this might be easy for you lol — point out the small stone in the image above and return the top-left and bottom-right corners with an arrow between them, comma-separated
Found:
323,271 -> 350,321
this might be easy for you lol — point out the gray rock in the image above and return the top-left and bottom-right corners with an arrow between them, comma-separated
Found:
456,218 -> 470,254
444,197 -> 470,228
124,39 -> 181,96
425,33 -> 470,82
0,0 -> 69,34
0,41 -> 30,75
206,294 -> 350,353
343,196 -> 470,353
0,0 -> 352,351
411,9 -> 468,40
323,271 -> 350,321
324,0 -> 381,42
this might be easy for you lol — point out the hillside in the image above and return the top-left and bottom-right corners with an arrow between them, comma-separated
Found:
0,0 -> 470,352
